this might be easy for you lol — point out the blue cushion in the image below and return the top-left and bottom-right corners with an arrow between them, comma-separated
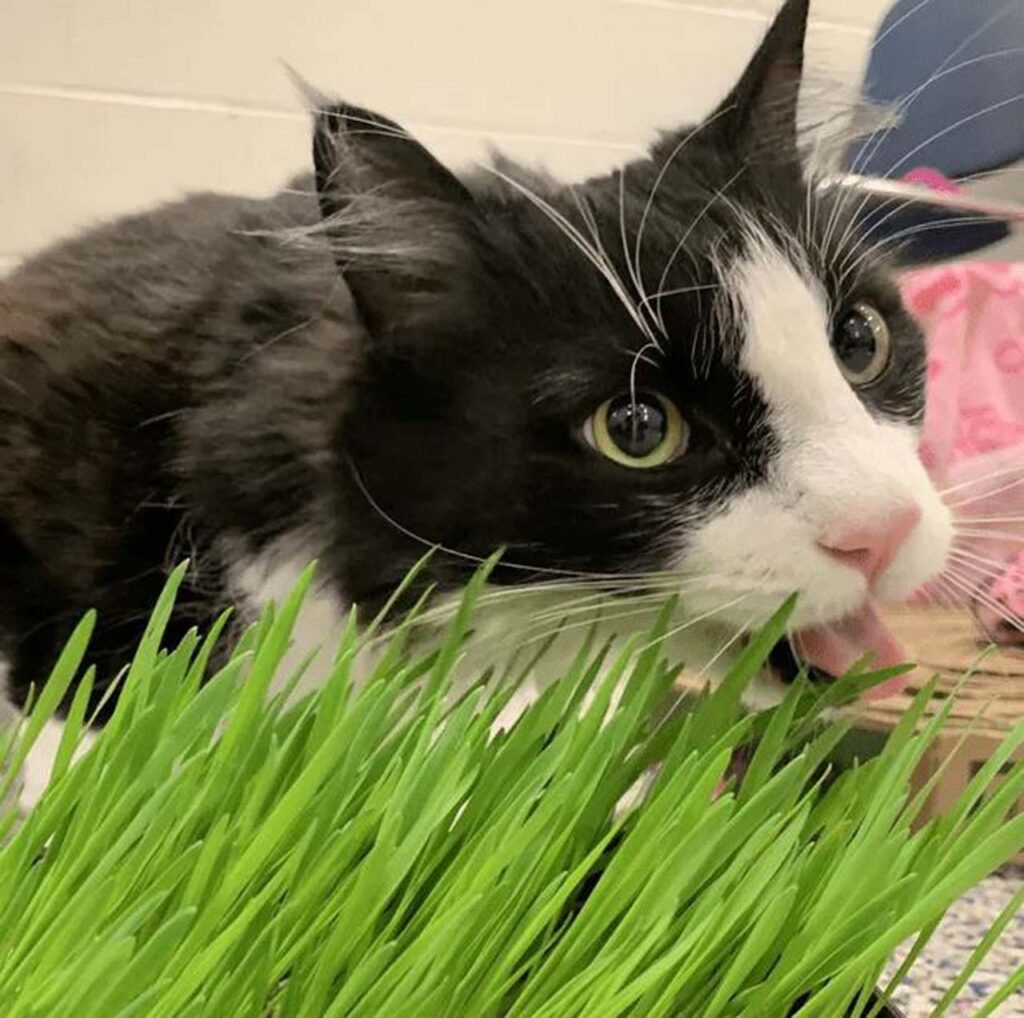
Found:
844,0 -> 1024,262
850,0 -> 1024,178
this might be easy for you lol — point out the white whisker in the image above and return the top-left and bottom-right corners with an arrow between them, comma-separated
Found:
942,463 -> 1024,496
628,340 -> 662,406
955,529 -> 1024,543
348,457 -> 686,583
486,166 -> 664,352
637,593 -> 752,653
950,475 -> 1024,509
944,570 -> 1024,635
631,104 -> 734,305
838,215 -> 1004,289
616,166 -> 643,304
637,283 -> 720,318
949,546 -> 1020,574
653,167 -> 746,333
852,2 -> 1016,184
887,86 -> 1024,182
520,602 -> 685,648
926,575 -> 968,612
524,572 -> 748,628
695,609 -> 759,680
870,0 -> 939,52
834,37 -> 1024,274
624,347 -> 660,372
953,515 -> 1024,525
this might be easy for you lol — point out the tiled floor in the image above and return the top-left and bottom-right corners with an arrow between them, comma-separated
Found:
888,866 -> 1024,1017
865,608 -> 1024,1015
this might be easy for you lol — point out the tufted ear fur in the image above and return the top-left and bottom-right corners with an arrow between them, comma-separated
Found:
311,101 -> 480,337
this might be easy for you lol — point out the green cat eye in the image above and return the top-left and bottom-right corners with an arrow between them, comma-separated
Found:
584,391 -> 687,469
832,301 -> 892,386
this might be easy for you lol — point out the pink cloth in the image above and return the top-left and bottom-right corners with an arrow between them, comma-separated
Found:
901,262 -> 1024,635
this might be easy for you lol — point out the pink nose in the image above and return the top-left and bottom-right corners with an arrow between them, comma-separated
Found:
817,505 -> 922,583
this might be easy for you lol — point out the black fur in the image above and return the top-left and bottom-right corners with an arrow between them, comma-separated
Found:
0,0 -> 925,717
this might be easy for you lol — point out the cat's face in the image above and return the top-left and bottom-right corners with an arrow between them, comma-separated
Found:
315,0 -> 952,691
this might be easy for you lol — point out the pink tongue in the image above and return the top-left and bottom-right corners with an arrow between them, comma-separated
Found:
794,602 -> 910,701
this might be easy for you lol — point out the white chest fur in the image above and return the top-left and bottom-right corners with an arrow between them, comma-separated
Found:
228,547 -> 354,699
231,546 -> 748,720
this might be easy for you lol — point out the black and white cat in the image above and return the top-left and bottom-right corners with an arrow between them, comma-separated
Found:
1,0 -> 953,802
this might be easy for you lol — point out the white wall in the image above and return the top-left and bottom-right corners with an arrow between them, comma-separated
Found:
0,0 -> 891,274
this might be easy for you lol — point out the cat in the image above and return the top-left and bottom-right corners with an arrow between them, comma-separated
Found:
0,0 -> 954,805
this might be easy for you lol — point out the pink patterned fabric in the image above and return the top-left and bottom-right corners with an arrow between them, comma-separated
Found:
901,261 -> 1024,638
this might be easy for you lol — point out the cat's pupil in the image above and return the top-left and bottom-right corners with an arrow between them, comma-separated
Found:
833,310 -> 877,374
606,394 -> 666,458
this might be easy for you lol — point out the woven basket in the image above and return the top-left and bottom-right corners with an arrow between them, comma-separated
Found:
677,605 -> 1024,860
851,606 -> 1024,860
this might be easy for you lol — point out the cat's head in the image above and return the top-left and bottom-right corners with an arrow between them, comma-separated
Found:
313,0 -> 953,695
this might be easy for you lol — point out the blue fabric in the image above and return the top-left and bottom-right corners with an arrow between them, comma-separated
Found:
857,201 -> 1009,265
850,0 -> 1024,178
845,0 -> 1024,263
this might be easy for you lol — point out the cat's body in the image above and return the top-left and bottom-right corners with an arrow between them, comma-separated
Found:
1,0 -> 956,802
0,174 -> 733,728
0,183 -> 342,714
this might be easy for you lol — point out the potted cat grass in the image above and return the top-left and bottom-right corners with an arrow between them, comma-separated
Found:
0,562 -> 1021,1017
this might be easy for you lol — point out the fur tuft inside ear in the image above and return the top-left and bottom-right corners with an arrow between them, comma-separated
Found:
281,62 -> 332,117
308,100 -> 479,337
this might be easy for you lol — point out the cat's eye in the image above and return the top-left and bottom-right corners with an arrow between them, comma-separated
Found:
583,392 -> 687,468
831,302 -> 891,386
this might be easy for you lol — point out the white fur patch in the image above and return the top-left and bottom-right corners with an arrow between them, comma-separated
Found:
1,653 -> 97,812
231,552 -> 578,728
229,543 -> 352,700
18,718 -> 97,810
421,583 -> 739,716
228,553 -> 737,729
678,237 -> 952,632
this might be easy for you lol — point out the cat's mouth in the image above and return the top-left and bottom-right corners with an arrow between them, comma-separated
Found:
766,600 -> 912,701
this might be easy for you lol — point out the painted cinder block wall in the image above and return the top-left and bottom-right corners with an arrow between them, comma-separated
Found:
0,0 -> 893,275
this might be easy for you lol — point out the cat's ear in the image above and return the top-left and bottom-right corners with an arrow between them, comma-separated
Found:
310,100 -> 478,336
708,0 -> 809,160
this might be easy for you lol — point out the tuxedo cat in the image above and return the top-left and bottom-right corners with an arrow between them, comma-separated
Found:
0,0 -> 953,801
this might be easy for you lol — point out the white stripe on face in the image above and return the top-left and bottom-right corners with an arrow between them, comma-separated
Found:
677,236 -> 952,629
